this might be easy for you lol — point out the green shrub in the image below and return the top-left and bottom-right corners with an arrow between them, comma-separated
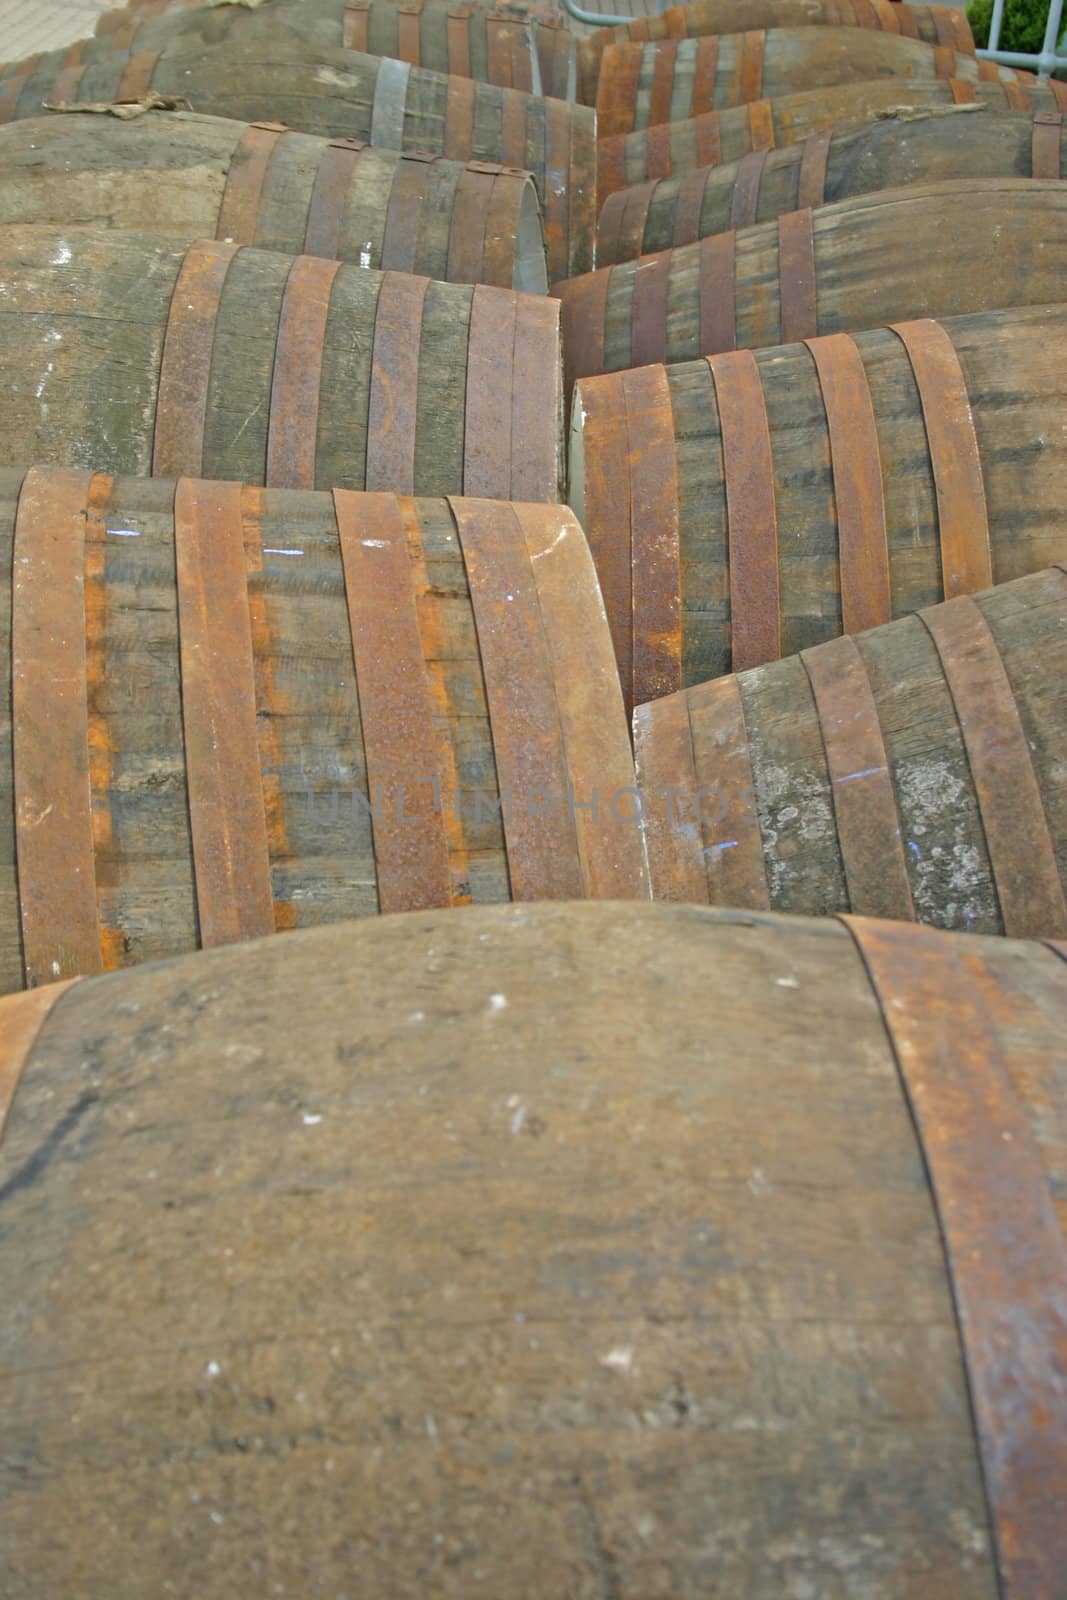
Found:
967,0 -> 1059,55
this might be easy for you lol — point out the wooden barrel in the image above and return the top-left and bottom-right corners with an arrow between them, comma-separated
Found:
598,73 -> 1067,199
0,227 -> 562,497
636,566 -> 1067,938
576,0 -> 974,103
0,468 -> 646,995
599,105 -> 1067,264
596,31 -> 1031,138
557,179 -> 1067,389
2,900 -> 1065,1599
569,303 -> 1067,707
0,111 -> 548,292
0,34 -> 595,282
82,0 -> 575,99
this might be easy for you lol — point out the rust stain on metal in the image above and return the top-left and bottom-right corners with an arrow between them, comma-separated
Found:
447,164 -> 494,285
0,980 -> 83,1148
1031,110 -> 1062,176
730,147 -> 768,228
598,43 -> 641,139
802,635 -> 915,920
624,364 -> 682,706
115,50 -> 160,102
630,249 -> 671,369
843,914 -> 1067,1600
695,109 -> 724,165
708,349 -> 780,670
464,283 -> 516,500
366,271 -> 430,493
216,123 -> 286,247
805,332 -> 892,633
921,595 -> 1067,938
266,254 -> 341,490
49,42 -> 88,108
153,239 -> 238,477
778,207 -> 817,344
382,154 -> 433,274
484,168 -> 527,288
672,167 -> 709,248
303,140 -> 364,260
12,468 -> 103,987
542,98 -> 572,281
557,262 -> 611,388
333,489 -> 453,914
739,30 -> 766,104
575,374 -> 634,705
82,471 -> 122,969
690,35 -> 719,116
444,74 -> 476,160
746,98 -> 776,150
397,0 -> 423,68
797,129 -> 832,209
174,477 -> 275,948
949,77 -> 979,103
447,8 -> 473,78
508,293 -> 561,502
892,318 -> 992,598
343,0 -> 370,50
699,229 -> 737,353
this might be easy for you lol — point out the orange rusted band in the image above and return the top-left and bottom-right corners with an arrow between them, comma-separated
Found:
977,56 -> 1002,81
892,1 -> 921,38
690,34 -> 718,116
739,30 -> 765,103
693,110 -> 722,166
0,66 -> 32,123
303,139 -> 364,259
464,283 -> 517,500
802,636 -> 915,920
648,38 -> 677,128
576,372 -> 634,702
115,49 -> 158,101
383,153 -> 436,273
447,8 -> 472,77
12,468 -> 106,987
450,499 -> 586,900
891,318 -> 992,598
216,123 -> 286,246
343,0 -> 370,50
558,265 -> 610,387
447,164 -> 495,284
333,490 -> 453,913
630,250 -> 671,369
949,76 -> 978,102
366,271 -> 430,494
1002,79 -> 1031,108
708,350 -> 780,671
796,130 -> 831,209
933,44 -> 955,76
729,147 -> 767,228
483,169 -> 525,288
843,913 -> 1067,1600
921,595 -> 1067,938
597,134 -> 629,199
265,255 -> 340,490
444,73 -> 476,159
699,229 -> 736,354
502,86 -> 530,169
486,15 -> 520,90
686,673 -> 771,908
778,207 -> 817,343
153,240 -> 238,477
672,167 -> 708,248
0,980 -> 83,1146
1031,109 -> 1062,176
642,122 -> 673,179
1049,78 -> 1067,110
595,186 -> 632,267
598,43 -> 641,139
805,332 -> 892,634
623,364 -> 682,706
48,41 -> 88,106
508,294 -> 561,503
746,98 -> 776,150
633,690 -> 708,902
542,98 -> 572,280
173,477 -> 275,949
397,0 -> 422,66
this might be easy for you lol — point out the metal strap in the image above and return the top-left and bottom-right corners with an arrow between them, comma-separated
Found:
796,130 -> 831,210
891,318 -> 992,598
594,185 -> 632,266
397,0 -> 422,67
842,913 -> 1067,1600
892,0 -> 921,38
444,74 -> 475,160
673,166 -> 708,247
739,30 -> 765,103
464,283 -> 516,499
216,123 -> 285,246
933,44 -> 955,76
1003,79 -> 1032,108
868,0 -> 899,33
699,230 -> 736,354
0,66 -> 31,123
540,93 -> 570,276
0,981 -> 83,1146
514,503 -> 649,900
447,8 -> 472,77
687,673 -> 771,907
707,350 -> 780,671
1032,109 -> 1062,176
977,57 -> 1002,81
630,250 -> 671,368
624,364 -> 682,706
920,595 -> 1067,938
265,255 -> 340,490
600,43 -> 641,139
507,294 -> 562,502
648,39 -> 677,127
370,57 -> 410,150
690,34 -> 718,116
560,263 -> 611,386
486,14 -> 520,90
1049,78 -> 1067,110
598,133 -> 628,198
333,489 -> 452,913
173,477 -> 274,948
632,692 -> 707,902
778,207 -> 817,343
115,50 -> 158,101
12,468 -> 104,987
643,121 -> 674,178
802,636 -> 915,920
303,139 -> 363,259
502,87 -> 530,169
381,155 -> 430,273
805,332 -> 892,634
49,41 -> 88,106
577,370 -> 634,706
153,240 -> 237,477
949,77 -> 978,103
343,0 -> 370,50
746,98 -> 775,150
729,147 -> 767,227
447,164 -> 494,283
366,271 -> 430,494
450,499 -> 586,899
932,5 -> 959,46
695,109 -> 723,165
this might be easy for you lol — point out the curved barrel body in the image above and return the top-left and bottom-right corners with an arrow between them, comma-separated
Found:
0,111 -> 548,291
596,29 -> 1029,138
0,227 -> 563,497
0,469 -> 646,994
569,304 -> 1067,703
598,105 -> 1065,264
597,73 -> 1067,199
1,899 -> 1065,1596
635,565 -> 1067,939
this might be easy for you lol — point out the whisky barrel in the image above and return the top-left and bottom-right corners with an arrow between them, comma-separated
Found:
598,106 -> 1066,264
596,30 -> 1030,138
569,304 -> 1067,707
0,228 -> 562,497
0,112 -> 548,292
82,0 -> 574,98
598,74 -> 1067,199
576,0 -> 974,103
2,900 -> 1065,1600
636,567 -> 1067,938
557,179 -> 1067,388
0,468 -> 646,994
0,34 -> 595,281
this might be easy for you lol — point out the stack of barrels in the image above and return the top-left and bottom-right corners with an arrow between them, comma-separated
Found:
0,0 -> 1063,1593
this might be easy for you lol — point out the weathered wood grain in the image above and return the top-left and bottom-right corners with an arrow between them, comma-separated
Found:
2,897 -> 1065,1596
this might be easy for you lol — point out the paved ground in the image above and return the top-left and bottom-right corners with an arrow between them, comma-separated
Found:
0,0 -> 117,62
